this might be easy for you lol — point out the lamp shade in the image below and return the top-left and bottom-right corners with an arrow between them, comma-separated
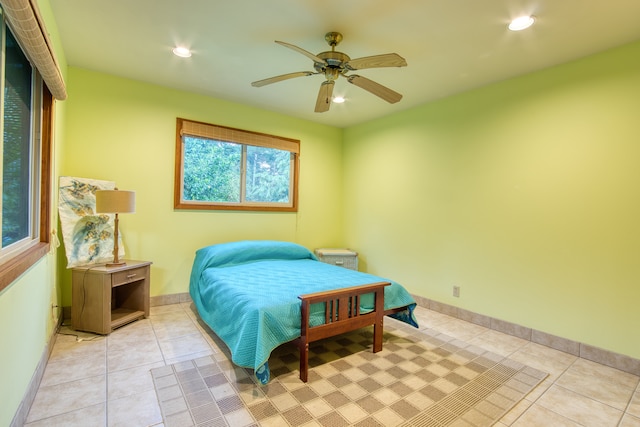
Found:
95,190 -> 136,214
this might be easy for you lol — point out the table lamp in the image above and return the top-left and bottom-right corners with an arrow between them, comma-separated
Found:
95,189 -> 135,267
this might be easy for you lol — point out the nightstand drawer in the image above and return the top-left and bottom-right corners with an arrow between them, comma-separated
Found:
112,266 -> 148,287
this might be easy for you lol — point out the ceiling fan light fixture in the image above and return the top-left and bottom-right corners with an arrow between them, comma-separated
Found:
509,15 -> 535,31
252,32 -> 407,112
172,46 -> 192,58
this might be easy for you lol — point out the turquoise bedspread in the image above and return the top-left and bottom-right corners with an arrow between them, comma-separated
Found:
189,240 -> 418,384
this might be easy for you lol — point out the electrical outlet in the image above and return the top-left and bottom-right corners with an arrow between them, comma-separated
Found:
453,286 -> 460,298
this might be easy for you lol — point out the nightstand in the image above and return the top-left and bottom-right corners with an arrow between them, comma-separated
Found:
71,260 -> 152,334
314,248 -> 358,271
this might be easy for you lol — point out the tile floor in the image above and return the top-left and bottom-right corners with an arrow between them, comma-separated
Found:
23,302 -> 640,427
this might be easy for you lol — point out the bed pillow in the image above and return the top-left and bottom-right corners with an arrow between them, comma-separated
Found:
195,240 -> 316,269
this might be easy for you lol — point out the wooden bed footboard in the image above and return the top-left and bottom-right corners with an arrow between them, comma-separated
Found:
296,282 -> 390,382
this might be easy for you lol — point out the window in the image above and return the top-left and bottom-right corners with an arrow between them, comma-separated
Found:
175,118 -> 299,211
0,10 -> 53,292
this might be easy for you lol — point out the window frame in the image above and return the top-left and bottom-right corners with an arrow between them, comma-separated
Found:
174,118 -> 300,212
0,20 -> 53,293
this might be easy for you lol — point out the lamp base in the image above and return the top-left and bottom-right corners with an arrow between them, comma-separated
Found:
106,261 -> 127,268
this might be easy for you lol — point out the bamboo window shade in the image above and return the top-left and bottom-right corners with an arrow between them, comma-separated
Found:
179,118 -> 299,154
1,0 -> 67,100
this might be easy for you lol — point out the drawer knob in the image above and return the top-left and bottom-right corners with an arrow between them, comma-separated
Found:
126,273 -> 137,280
335,261 -> 344,265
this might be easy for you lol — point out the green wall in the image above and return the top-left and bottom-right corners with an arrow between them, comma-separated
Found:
0,258 -> 58,426
343,40 -> 640,359
0,1 -> 67,424
58,67 -> 345,304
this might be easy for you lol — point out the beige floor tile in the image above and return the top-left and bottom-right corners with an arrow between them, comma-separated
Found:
195,323 -> 228,353
150,309 -> 193,323
431,317 -> 490,342
26,375 -> 106,423
152,320 -> 201,341
150,308 -> 193,323
157,331 -> 213,360
498,395 -> 534,425
556,358 -> 638,410
467,329 -> 529,357
513,404 -> 581,426
107,342 -> 164,372
24,402 -> 106,427
180,301 -> 198,315
412,306 -> 456,329
150,306 -> 202,339
107,333 -> 161,354
107,319 -> 155,341
150,303 -> 186,316
165,349 -> 216,366
619,414 -> 640,427
107,389 -> 162,427
48,333 -> 106,362
628,391 -> 640,418
571,357 -> 639,388
40,352 -> 106,387
107,327 -> 157,344
536,384 -> 623,427
509,342 -> 577,379
522,376 -> 554,402
107,360 -> 165,400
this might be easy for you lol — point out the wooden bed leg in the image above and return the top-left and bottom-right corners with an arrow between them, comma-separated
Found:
299,298 -> 310,382
299,339 -> 309,382
373,316 -> 383,353
373,288 -> 384,353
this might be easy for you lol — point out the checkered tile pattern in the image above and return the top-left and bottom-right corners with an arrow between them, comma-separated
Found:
151,319 -> 546,426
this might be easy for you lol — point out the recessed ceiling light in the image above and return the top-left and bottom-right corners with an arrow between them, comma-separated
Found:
508,15 -> 535,31
172,46 -> 192,58
333,96 -> 345,104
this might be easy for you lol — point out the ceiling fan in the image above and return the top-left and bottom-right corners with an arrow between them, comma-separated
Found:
251,32 -> 407,113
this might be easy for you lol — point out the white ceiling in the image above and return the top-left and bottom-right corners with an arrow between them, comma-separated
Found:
49,0 -> 640,128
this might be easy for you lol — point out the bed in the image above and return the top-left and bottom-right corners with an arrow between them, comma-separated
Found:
189,240 -> 418,384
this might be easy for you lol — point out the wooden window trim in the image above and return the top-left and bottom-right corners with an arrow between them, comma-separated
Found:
0,86 -> 53,292
174,118 -> 300,212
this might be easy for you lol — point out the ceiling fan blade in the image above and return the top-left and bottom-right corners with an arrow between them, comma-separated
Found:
347,75 -> 403,103
251,71 -> 316,87
275,40 -> 328,65
345,53 -> 407,70
314,80 -> 335,113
